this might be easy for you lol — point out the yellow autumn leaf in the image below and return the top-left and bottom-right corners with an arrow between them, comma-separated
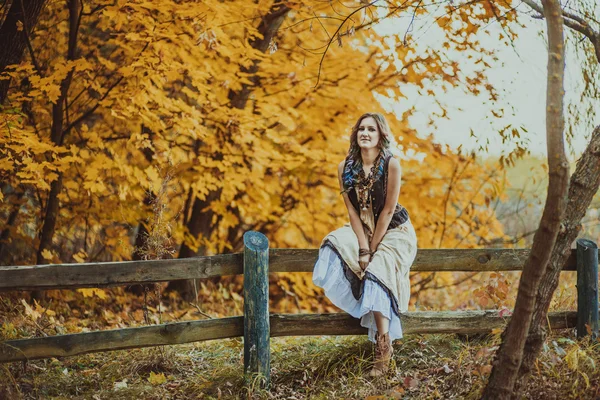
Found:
77,288 -> 108,300
118,65 -> 135,77
77,289 -> 95,298
41,249 -> 54,260
565,348 -> 579,370
74,58 -> 94,72
44,83 -> 61,104
21,299 -> 41,321
34,301 -> 56,316
83,180 -> 106,193
1,322 -> 18,340
145,166 -> 160,189
73,251 -> 87,263
148,372 -> 167,385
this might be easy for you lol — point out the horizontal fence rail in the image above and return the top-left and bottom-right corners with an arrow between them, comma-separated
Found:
0,310 -> 578,363
0,248 -> 588,292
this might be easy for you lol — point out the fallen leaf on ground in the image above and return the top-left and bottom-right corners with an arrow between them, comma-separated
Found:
148,371 -> 167,385
113,379 -> 128,390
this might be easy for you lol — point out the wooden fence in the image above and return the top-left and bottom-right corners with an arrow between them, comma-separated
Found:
0,232 -> 598,387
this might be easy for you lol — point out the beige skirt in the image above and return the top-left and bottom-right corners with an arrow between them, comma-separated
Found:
319,218 -> 418,315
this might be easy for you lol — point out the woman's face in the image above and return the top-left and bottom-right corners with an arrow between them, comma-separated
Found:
357,116 -> 380,150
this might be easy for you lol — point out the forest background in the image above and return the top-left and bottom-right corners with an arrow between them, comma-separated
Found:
1,0 -> 599,344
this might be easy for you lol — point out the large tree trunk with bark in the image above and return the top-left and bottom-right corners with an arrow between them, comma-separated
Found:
509,2 -> 600,397
0,0 -> 48,105
168,2 -> 290,301
481,0 -> 569,398
511,128 -> 600,397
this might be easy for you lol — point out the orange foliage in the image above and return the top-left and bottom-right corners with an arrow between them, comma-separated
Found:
0,0 -> 525,313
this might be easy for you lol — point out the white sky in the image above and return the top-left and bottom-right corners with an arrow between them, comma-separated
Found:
374,2 -> 598,161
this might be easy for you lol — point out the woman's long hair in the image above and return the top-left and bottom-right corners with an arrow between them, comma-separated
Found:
341,112 -> 394,192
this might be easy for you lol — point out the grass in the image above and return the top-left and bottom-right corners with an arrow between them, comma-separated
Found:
2,329 -> 599,399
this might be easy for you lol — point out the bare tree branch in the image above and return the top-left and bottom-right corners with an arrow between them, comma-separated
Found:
522,0 -> 600,62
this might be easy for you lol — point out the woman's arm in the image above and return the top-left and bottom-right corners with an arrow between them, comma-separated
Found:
338,161 -> 369,251
369,157 -> 402,253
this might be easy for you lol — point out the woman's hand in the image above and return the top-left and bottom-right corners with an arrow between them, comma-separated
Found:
358,253 -> 370,271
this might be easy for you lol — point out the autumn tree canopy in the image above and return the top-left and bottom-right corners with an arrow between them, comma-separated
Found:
0,0 -> 518,271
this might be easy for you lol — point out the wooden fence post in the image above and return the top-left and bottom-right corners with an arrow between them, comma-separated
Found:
243,231 -> 270,388
576,238 -> 598,340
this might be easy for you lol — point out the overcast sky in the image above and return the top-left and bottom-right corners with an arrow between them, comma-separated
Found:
374,2 -> 598,161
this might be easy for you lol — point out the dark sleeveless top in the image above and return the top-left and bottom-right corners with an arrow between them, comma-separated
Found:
345,154 -> 409,230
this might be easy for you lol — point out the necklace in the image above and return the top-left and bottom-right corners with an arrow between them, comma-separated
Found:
356,153 -> 382,210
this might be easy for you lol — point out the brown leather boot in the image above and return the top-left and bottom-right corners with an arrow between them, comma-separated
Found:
369,331 -> 393,377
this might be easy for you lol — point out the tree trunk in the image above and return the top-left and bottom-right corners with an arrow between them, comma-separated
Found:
127,125 -> 157,295
0,192 -> 21,263
35,0 -> 81,292
511,125 -> 600,398
481,1 -> 568,398
228,2 -> 290,110
0,0 -> 48,105
169,2 -> 290,301
166,187 -> 222,301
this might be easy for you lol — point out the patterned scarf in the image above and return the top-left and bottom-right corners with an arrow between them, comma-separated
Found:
341,149 -> 390,193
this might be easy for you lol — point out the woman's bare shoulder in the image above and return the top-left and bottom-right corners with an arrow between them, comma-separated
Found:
388,156 -> 400,169
387,156 -> 401,177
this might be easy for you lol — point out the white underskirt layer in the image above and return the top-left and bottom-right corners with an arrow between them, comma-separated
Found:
313,245 -> 403,343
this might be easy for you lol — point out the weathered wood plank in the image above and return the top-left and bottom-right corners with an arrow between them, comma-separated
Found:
271,248 -> 581,273
0,254 -> 243,291
0,311 -> 577,363
270,310 -> 577,336
0,317 -> 244,363
576,239 -> 599,340
243,231 -> 270,387
0,248 -> 586,291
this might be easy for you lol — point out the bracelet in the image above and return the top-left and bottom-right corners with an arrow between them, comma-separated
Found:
359,248 -> 372,256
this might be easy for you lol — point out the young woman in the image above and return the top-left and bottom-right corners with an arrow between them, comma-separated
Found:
312,112 -> 418,377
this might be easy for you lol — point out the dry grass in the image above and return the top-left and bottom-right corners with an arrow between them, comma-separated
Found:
1,328 -> 599,399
